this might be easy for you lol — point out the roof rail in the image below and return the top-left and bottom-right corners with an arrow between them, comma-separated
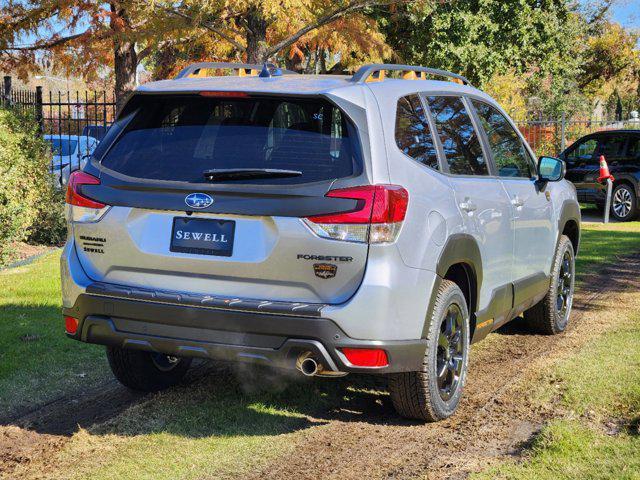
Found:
175,62 -> 298,79
350,64 -> 470,86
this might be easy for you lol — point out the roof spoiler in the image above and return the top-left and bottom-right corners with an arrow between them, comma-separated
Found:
350,64 -> 470,86
175,62 -> 298,79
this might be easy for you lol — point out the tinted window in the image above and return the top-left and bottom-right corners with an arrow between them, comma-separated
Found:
596,135 -> 627,159
426,96 -> 488,175
627,137 -> 640,159
565,138 -> 598,163
47,138 -> 78,156
472,101 -> 533,178
101,95 -> 361,184
395,94 -> 439,170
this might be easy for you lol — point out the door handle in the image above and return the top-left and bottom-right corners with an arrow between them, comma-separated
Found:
511,196 -> 524,208
459,200 -> 477,213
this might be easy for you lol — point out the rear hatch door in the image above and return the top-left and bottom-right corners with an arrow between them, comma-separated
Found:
73,92 -> 369,304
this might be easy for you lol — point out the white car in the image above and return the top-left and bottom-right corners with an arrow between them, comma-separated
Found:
61,62 -> 580,422
44,134 -> 99,186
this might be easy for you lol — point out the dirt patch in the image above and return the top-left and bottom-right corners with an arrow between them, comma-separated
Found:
1,255 -> 639,479
0,363 -> 210,478
244,254 -> 640,480
0,243 -> 56,270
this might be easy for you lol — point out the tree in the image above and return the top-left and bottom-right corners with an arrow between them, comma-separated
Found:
1,0 -> 412,105
377,0 -> 585,116
579,21 -> 640,116
0,1 -> 187,105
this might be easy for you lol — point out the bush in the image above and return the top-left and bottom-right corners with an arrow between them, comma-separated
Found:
0,107 -> 65,265
27,186 -> 67,246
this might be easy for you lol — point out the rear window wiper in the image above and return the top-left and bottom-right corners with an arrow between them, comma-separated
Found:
203,168 -> 302,181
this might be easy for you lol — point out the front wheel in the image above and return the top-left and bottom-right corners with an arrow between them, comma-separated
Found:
388,280 -> 470,421
106,347 -> 192,392
611,183 -> 638,222
524,235 -> 575,334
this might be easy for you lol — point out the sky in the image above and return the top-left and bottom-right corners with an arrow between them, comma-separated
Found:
609,0 -> 639,28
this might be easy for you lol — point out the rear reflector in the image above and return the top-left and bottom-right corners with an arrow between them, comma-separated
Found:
340,348 -> 389,367
64,316 -> 78,335
303,185 -> 408,243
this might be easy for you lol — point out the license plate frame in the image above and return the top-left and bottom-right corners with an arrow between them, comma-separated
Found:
170,217 -> 235,257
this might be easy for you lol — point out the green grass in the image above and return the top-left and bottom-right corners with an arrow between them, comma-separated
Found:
2,220 -> 640,477
474,420 -> 640,480
50,371 -> 371,480
474,319 -> 640,480
0,252 -> 108,418
576,220 -> 640,282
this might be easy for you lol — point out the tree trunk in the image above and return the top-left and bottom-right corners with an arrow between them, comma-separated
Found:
110,2 -> 138,109
245,6 -> 269,63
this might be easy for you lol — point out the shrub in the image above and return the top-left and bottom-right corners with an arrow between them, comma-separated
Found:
0,107 -> 64,265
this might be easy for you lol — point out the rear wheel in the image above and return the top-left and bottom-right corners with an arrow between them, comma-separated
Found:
611,183 -> 637,222
388,280 -> 470,421
106,347 -> 192,392
524,235 -> 575,335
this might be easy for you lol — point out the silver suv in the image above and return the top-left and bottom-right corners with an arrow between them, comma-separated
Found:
61,63 -> 580,421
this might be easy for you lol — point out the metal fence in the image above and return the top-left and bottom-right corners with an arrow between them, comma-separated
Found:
2,73 -> 639,184
514,116 -> 640,157
2,75 -> 116,185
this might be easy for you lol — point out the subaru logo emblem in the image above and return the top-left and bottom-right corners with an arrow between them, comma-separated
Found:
185,193 -> 214,209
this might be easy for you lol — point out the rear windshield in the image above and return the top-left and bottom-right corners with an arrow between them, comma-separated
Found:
100,94 -> 362,184
47,138 -> 78,157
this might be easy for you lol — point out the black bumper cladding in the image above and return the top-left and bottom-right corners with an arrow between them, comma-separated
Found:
64,283 -> 426,374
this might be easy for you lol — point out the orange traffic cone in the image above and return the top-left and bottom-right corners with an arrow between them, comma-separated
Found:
597,155 -> 614,183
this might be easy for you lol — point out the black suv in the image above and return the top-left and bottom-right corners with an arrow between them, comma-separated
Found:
560,130 -> 640,221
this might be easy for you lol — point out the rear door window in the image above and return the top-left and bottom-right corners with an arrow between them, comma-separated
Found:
595,135 -> 627,160
425,96 -> 489,176
626,136 -> 640,160
395,94 -> 439,170
100,95 -> 362,184
472,100 -> 534,178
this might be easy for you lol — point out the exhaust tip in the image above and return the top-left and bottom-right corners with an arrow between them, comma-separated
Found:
299,357 -> 319,376
296,352 -> 320,377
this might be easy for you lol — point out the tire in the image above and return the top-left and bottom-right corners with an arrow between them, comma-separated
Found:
610,183 -> 638,222
524,235 -> 575,335
388,280 -> 470,422
106,347 -> 192,392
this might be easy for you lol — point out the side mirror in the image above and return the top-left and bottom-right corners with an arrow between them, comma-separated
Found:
538,156 -> 565,182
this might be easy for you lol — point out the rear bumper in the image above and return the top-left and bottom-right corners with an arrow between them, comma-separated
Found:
63,288 -> 426,374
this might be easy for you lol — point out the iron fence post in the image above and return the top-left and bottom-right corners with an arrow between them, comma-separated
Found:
3,76 -> 11,107
35,86 -> 44,133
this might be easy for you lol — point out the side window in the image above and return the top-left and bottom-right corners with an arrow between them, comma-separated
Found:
596,135 -> 627,159
426,96 -> 488,175
472,100 -> 533,178
395,94 -> 439,170
565,138 -> 598,163
627,137 -> 640,160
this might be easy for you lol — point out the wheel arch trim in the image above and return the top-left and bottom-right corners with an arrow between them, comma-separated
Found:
422,234 -> 483,338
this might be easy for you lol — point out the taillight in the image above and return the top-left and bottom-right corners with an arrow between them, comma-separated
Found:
65,171 -> 109,222
303,185 -> 408,244
340,348 -> 389,367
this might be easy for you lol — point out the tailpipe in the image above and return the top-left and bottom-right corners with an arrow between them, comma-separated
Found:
295,351 -> 347,377
297,353 -> 319,377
